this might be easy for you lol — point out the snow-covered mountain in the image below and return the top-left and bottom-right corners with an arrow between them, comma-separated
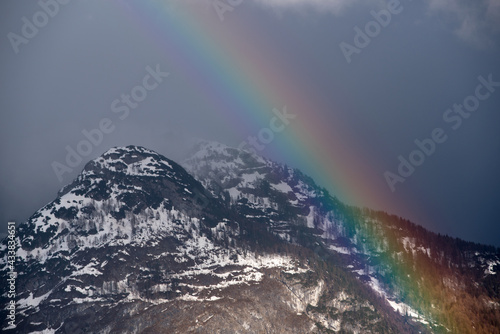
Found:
183,141 -> 500,333
1,143 -> 499,333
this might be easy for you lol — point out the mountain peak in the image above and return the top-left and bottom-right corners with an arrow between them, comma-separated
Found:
82,145 -> 176,178
102,145 -> 161,158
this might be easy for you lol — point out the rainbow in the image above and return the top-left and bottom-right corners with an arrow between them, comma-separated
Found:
111,0 -> 444,329
111,0 -> 404,212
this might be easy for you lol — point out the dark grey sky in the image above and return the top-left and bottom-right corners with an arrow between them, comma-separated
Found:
1,0 -> 499,246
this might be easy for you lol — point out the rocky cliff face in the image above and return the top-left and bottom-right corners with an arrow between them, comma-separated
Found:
1,143 -> 498,333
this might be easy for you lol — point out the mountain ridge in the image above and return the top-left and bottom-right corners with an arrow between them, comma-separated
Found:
1,143 -> 499,333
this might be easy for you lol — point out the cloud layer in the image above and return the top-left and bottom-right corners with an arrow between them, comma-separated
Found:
251,0 -> 500,47
425,0 -> 500,47
251,0 -> 363,14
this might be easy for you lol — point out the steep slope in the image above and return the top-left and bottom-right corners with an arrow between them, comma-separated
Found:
1,145 -> 422,333
183,141 -> 500,333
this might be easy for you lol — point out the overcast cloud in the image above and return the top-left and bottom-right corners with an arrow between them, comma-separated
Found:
425,0 -> 500,47
254,0 -> 500,47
